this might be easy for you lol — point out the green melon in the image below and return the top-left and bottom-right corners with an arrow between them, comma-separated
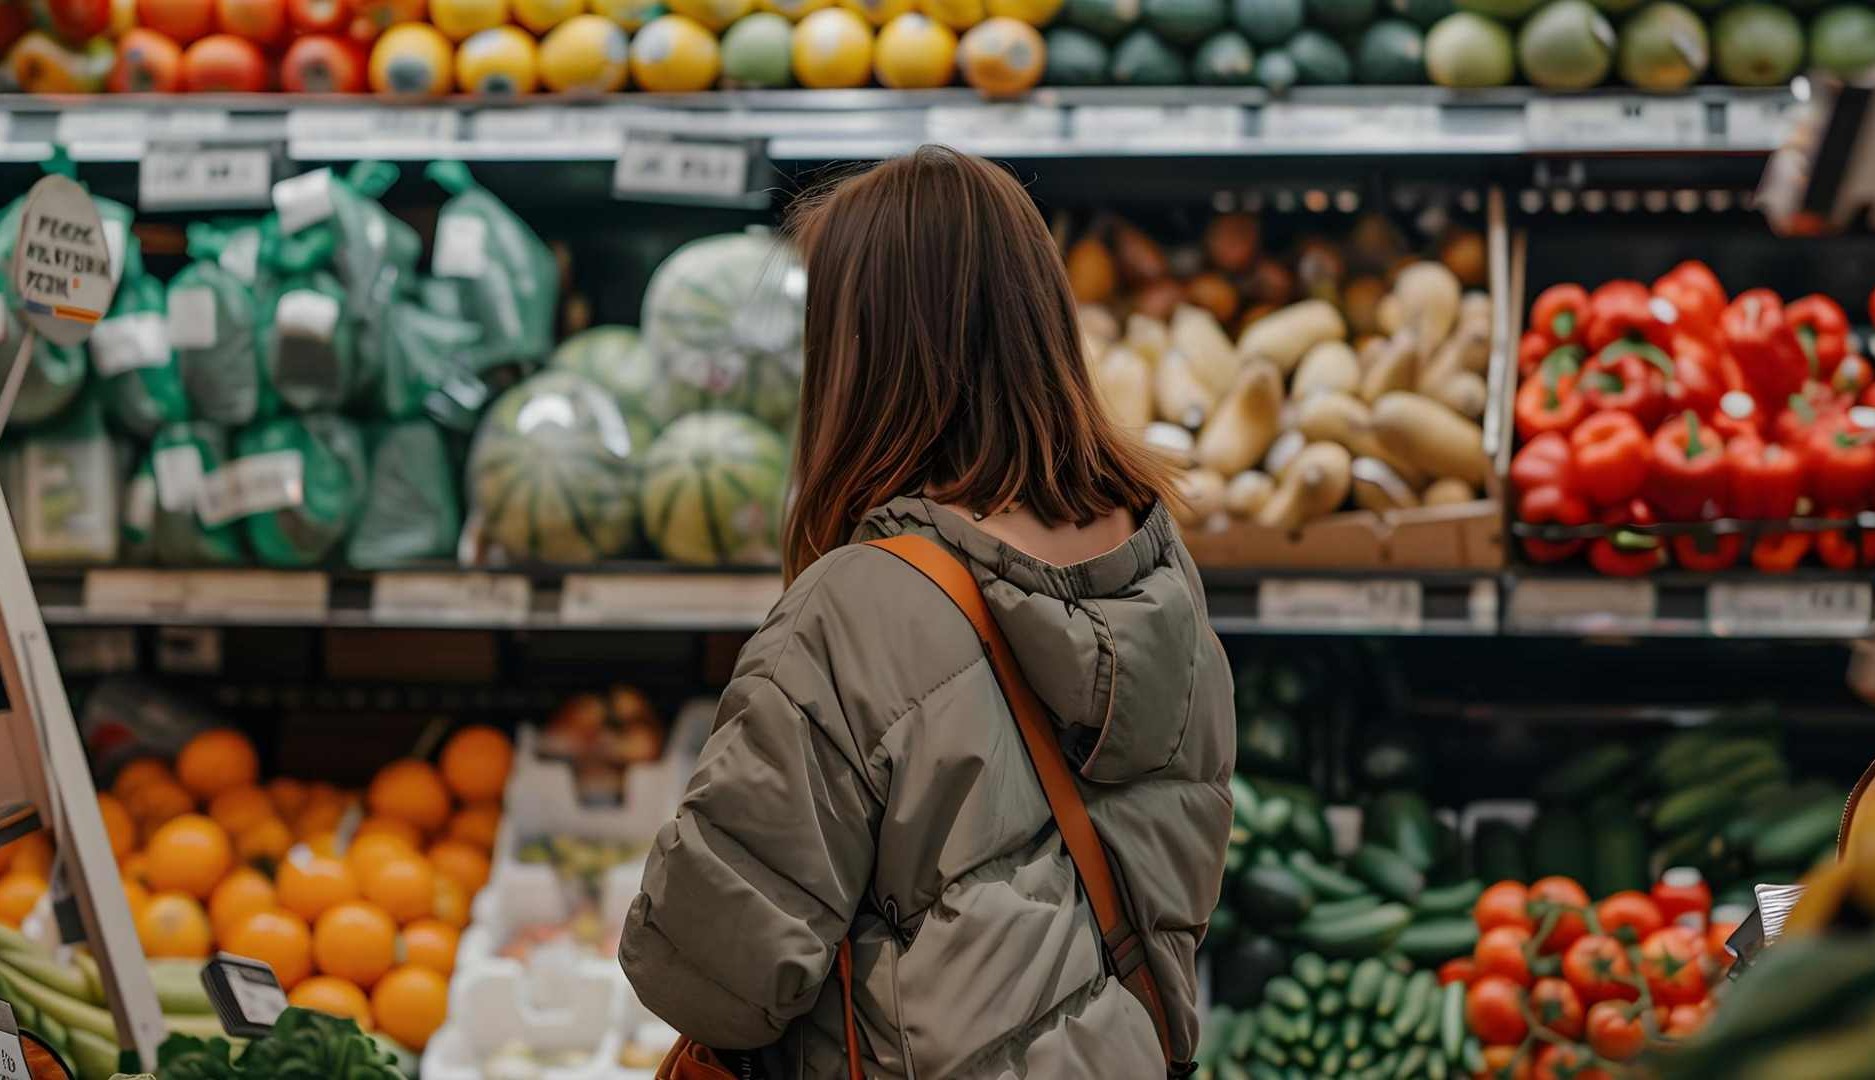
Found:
1044,26 -> 1113,82
1109,27 -> 1189,81
1617,0 -> 1706,88
1255,45 -> 1299,87
1587,0 -> 1642,15
1518,0 -> 1613,89
1387,0 -> 1450,29
641,231 -> 805,434
1232,0 -> 1302,43
722,11 -> 795,86
642,411 -> 788,567
1306,0 -> 1374,33
1715,2 -> 1803,85
1425,10 -> 1514,85
1811,5 -> 1875,77
1288,28 -> 1352,82
233,414 -> 367,569
468,370 -> 639,564
1358,18 -> 1425,81
1063,0 -> 1141,40
1194,28 -> 1258,80
1144,0 -> 1227,43
550,324 -> 704,453
1454,0 -> 1537,20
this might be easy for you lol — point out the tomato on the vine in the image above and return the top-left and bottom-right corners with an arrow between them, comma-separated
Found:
1466,975 -> 1529,1045
1530,977 -> 1585,1039
1534,1043 -> 1613,1080
1640,926 -> 1710,1006
1477,880 -> 1536,933
1563,934 -> 1637,1003
1707,919 -> 1739,971
1586,999 -> 1646,1061
1474,925 -> 1534,986
1665,1001 -> 1710,1036
1479,1044 -> 1533,1080
1595,890 -> 1665,944
1440,956 -> 1477,985
1529,876 -> 1591,954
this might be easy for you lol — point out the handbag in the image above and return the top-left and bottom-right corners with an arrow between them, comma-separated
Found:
658,534 -> 1181,1078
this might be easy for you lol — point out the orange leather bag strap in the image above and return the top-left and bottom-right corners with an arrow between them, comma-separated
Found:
866,535 -> 1179,1068
838,939 -> 861,1080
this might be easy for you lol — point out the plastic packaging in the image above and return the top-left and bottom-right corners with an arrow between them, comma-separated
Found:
347,420 -> 463,569
222,413 -> 367,567
358,286 -> 485,426
169,258 -> 272,427
93,273 -> 183,437
127,422 -> 245,566
0,391 -> 118,563
267,270 -> 358,413
425,160 -> 560,371
549,325 -> 700,449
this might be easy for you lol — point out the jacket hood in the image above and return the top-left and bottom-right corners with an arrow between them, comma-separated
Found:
855,496 -> 1205,784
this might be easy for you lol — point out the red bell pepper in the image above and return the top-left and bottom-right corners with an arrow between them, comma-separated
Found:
1835,355 -> 1872,399
1813,511 -> 1873,570
1513,432 -> 1589,563
1516,349 -> 1589,441
1725,431 -> 1804,520
1788,294 -> 1850,379
1671,532 -> 1743,572
1512,431 -> 1575,494
1774,388 -> 1846,448
1648,411 -> 1729,521
1806,420 -> 1875,510
1652,261 -> 1727,343
1711,391 -> 1766,442
1588,499 -> 1664,577
1722,289 -> 1809,406
1532,283 -> 1591,345
1667,333 -> 1726,419
1519,330 -> 1555,376
1571,411 -> 1652,507
1752,531 -> 1812,573
1581,351 -> 1670,430
1586,280 -> 1675,354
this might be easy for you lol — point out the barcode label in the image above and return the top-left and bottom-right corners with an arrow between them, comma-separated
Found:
1708,581 -> 1871,637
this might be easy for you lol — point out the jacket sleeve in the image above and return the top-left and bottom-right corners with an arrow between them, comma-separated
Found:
620,671 -> 879,1049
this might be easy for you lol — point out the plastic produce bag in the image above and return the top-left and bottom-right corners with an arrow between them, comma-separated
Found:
347,420 -> 461,569
0,305 -> 88,428
169,259 -> 271,427
267,271 -> 357,413
425,160 -> 559,371
0,392 -> 119,563
124,422 -> 244,566
550,324 -> 701,447
91,273 -> 183,437
271,162 -> 419,316
217,413 -> 366,567
358,285 -> 485,427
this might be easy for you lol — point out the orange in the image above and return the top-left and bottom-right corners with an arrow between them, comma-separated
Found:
144,814 -> 233,900
446,803 -> 501,851
288,975 -> 373,1029
276,850 -> 358,922
6,833 -> 52,879
121,851 -> 150,888
366,760 -> 451,834
226,909 -> 313,989
236,818 -> 293,868
0,837 -> 11,876
111,758 -> 175,802
354,817 -> 422,851
361,855 -> 434,924
313,901 -> 397,987
208,868 -> 276,942
129,779 -> 195,829
346,833 -> 415,885
300,831 -> 342,859
370,965 -> 448,1050
426,841 -> 490,896
209,785 -> 275,837
120,877 -> 151,920
430,874 -> 469,930
175,729 -> 260,801
0,872 -> 46,927
266,777 -> 309,820
97,794 -> 136,862
137,892 -> 212,958
400,918 -> 459,976
439,726 -> 512,803
293,799 -> 348,840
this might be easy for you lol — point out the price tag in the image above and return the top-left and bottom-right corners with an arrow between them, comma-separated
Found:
138,146 -> 274,211
1070,105 -> 1242,149
286,108 -> 458,143
1708,581 -> 1871,637
1727,97 -> 1800,149
470,107 -> 625,149
0,1002 -> 26,1080
1258,579 -> 1422,632
613,137 -> 754,204
1525,98 -> 1707,148
83,569 -> 189,618
559,573 -> 781,628
373,572 -> 533,625
1507,578 -> 1656,632
10,174 -> 115,347
203,954 -> 289,1038
926,105 -> 1062,147
1261,103 -> 1441,144
182,572 -> 329,620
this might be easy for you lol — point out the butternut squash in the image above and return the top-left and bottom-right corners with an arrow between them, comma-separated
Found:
1153,348 -> 1216,429
1224,470 -> 1275,519
1093,345 -> 1154,430
1392,261 -> 1462,363
1124,313 -> 1169,368
1416,328 -> 1491,393
1426,370 -> 1488,420
1079,304 -> 1120,349
1292,341 -> 1361,399
1376,294 -> 1404,337
1351,458 -> 1419,513
1422,478 -> 1476,507
1195,361 -> 1283,475
1143,422 -> 1196,468
1171,304 -> 1244,399
1066,237 -> 1117,304
1292,391 -> 1428,488
1370,392 -> 1489,489
1235,299 -> 1346,373
1359,333 -> 1418,403
1171,468 -> 1228,529
1263,429 -> 1307,479
1256,442 -> 1352,531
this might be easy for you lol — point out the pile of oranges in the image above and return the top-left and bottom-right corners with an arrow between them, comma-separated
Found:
0,723 -> 513,1053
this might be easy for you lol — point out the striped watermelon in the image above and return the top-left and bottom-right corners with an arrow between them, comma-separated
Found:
548,324 -> 703,454
641,231 -> 806,432
467,370 -> 638,564
642,411 -> 787,566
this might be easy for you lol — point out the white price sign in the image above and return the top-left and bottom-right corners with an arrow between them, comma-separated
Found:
1727,97 -> 1800,149
1508,578 -> 1656,632
1526,98 -> 1707,148
139,146 -> 274,211
1708,581 -> 1871,637
613,137 -> 753,203
471,107 -> 625,148
1070,105 -> 1242,148
1261,104 -> 1441,144
286,107 -> 459,143
0,1028 -> 24,1080
373,572 -> 533,625
1258,579 -> 1422,632
927,105 -> 1062,147
10,174 -> 117,346
560,573 -> 780,627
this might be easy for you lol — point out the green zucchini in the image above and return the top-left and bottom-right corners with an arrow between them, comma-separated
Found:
1395,917 -> 1479,965
1239,866 -> 1316,926
1438,980 -> 1466,1061
1351,844 -> 1426,905
1538,743 -> 1636,801
1347,957 -> 1386,1010
1388,971 -> 1437,1039
1309,894 -> 1384,922
1294,952 -> 1327,990
1287,851 -> 1369,901
1754,795 -> 1848,868
1264,976 -> 1309,1012
1415,879 -> 1483,916
1296,902 -> 1413,958
1287,803 -> 1335,861
1364,790 -> 1438,872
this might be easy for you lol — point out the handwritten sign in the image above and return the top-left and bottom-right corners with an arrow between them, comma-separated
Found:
9,175 -> 117,347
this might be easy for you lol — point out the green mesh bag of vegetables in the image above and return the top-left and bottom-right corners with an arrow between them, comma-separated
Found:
359,287 -> 485,427
0,305 -> 88,428
219,413 -> 365,568
425,160 -> 559,371
125,422 -> 244,566
91,273 -> 183,438
169,259 -> 272,427
347,420 -> 462,569
266,271 -> 357,413
0,391 -> 118,564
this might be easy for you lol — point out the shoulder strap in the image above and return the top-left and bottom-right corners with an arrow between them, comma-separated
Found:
865,535 -> 1179,1068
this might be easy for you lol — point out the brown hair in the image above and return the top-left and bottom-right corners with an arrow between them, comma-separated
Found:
781,146 -> 1171,580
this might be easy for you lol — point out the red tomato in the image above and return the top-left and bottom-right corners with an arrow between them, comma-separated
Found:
1479,1044 -> 1533,1080
1595,891 -> 1665,944
1665,1002 -> 1709,1037
107,27 -> 182,91
1466,975 -> 1529,1046
1529,876 -> 1591,954
1534,1043 -> 1612,1080
285,0 -> 348,30
137,0 -> 215,43
1652,868 -> 1713,926
1476,881 -> 1535,933
1639,926 -> 1709,1007
280,33 -> 365,91
1563,934 -> 1637,1004
1529,977 -> 1584,1039
1440,957 -> 1477,985
1707,920 -> 1738,971
43,0 -> 113,43
215,0 -> 286,42
178,32 -> 268,90
1585,999 -> 1646,1061
1474,925 -> 1534,987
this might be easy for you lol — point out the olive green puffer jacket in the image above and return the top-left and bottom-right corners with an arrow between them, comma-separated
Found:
621,496 -> 1235,1078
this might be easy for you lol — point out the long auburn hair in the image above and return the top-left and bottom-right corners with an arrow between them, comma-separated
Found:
781,146 -> 1172,581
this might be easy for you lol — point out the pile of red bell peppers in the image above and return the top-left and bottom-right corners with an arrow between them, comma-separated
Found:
1512,262 -> 1875,575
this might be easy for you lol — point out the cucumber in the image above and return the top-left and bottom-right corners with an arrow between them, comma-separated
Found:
1320,1046 -> 1345,1076
1287,803 -> 1335,861
1462,1037 -> 1485,1072
1654,777 -> 1753,834
1438,980 -> 1466,1060
1347,1045 -> 1374,1070
1389,970 -> 1437,1038
1294,952 -> 1328,990
1265,976 -> 1309,1012
1348,957 -> 1386,1010
1426,1051 -> 1448,1080
1291,1045 -> 1317,1070
1364,790 -> 1438,872
1590,811 -> 1651,897
1395,917 -> 1479,964
1527,808 -> 1592,882
1297,902 -> 1413,958
1318,988 -> 1344,1017
1310,1019 -> 1334,1051
1254,1037 -> 1290,1067
1229,1009 -> 1260,1061
1372,1022 -> 1401,1049
1412,989 -> 1441,1043
1309,894 -> 1384,922
1396,1045 -> 1429,1078
1340,1012 -> 1365,1052
1351,844 -> 1426,904
1754,795 -> 1848,868
1240,866 -> 1316,925
1375,969 -> 1406,1017
1257,1003 -> 1293,1044
1538,744 -> 1635,801
1288,851 -> 1368,900
1252,796 -> 1295,840
1325,959 -> 1353,986
1231,774 -> 1261,828
1471,819 -> 1526,883
1416,879 -> 1483,916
